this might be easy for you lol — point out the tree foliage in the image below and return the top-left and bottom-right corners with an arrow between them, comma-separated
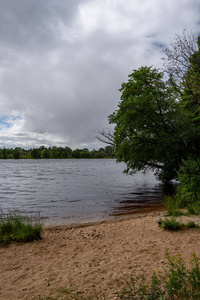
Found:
109,66 -> 187,181
0,145 -> 114,159
109,31 -> 200,182
178,157 -> 200,204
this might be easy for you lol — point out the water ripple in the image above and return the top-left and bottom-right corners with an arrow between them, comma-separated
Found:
0,159 -> 177,224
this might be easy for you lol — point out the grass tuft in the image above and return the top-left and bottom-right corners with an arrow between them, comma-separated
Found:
186,221 -> 199,228
0,208 -> 43,245
164,195 -> 183,217
160,217 -> 182,231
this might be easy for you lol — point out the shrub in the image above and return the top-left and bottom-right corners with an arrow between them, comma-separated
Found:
0,209 -> 43,245
178,157 -> 200,205
164,194 -> 184,216
119,251 -> 200,299
186,202 -> 200,215
164,157 -> 200,216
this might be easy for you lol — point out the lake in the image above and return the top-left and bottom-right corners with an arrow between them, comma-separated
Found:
0,159 -> 175,225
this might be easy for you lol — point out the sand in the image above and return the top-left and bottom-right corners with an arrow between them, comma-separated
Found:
1,211 -> 200,300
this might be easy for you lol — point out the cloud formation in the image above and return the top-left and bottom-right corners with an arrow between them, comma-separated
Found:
0,0 -> 200,149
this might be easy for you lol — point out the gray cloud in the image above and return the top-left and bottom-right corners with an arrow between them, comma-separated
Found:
0,0 -> 200,149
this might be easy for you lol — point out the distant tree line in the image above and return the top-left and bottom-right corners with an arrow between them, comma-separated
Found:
0,145 -> 115,159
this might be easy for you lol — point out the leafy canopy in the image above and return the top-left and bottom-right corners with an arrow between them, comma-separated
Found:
109,32 -> 200,182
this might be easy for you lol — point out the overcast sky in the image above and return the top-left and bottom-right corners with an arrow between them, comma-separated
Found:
0,0 -> 199,150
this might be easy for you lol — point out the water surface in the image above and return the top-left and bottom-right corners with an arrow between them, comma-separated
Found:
0,159 -> 173,224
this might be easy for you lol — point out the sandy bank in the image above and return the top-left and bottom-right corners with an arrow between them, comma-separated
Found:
1,211 -> 200,299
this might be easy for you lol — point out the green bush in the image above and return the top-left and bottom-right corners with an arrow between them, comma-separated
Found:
164,157 -> 200,216
0,209 -> 43,245
178,157 -> 200,205
164,195 -> 184,216
119,250 -> 200,299
186,202 -> 200,215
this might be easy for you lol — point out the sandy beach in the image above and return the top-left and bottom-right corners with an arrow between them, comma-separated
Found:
1,211 -> 200,300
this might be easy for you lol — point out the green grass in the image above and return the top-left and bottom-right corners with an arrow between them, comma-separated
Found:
164,195 -> 190,217
186,202 -> 200,215
0,208 -> 43,245
164,194 -> 200,218
159,217 -> 199,231
185,221 -> 199,228
160,217 -> 183,231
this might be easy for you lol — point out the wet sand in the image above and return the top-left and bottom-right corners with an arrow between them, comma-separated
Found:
1,211 -> 200,299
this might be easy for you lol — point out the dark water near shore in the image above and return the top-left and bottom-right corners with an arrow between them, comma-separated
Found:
0,159 -> 176,225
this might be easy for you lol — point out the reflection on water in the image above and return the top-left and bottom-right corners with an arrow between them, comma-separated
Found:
111,180 -> 178,217
111,197 -> 165,216
0,159 -> 178,224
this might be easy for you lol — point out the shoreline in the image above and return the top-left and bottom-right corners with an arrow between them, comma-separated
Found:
1,210 -> 200,299
43,202 -> 166,227
44,207 -> 166,230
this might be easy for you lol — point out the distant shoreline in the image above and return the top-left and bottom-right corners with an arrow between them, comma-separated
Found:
0,145 -> 115,159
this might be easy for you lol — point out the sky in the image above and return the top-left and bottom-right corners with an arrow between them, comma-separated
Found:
0,0 -> 200,150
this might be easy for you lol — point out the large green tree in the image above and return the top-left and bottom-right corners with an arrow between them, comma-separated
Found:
109,32 -> 200,182
109,66 -> 189,181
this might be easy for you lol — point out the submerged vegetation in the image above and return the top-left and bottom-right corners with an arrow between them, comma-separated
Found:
0,209 -> 43,245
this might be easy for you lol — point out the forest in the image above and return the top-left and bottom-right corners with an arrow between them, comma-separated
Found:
0,145 -> 114,159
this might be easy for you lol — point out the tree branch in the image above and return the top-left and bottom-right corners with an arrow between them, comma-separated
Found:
96,129 -> 114,146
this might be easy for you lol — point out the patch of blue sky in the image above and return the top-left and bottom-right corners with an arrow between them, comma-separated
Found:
0,114 -> 22,130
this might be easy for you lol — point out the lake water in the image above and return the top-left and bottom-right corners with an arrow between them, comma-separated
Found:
0,159 -> 175,225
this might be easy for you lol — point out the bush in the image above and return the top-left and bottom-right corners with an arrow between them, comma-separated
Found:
0,209 -> 43,245
164,195 -> 184,216
186,202 -> 200,215
178,157 -> 200,205
164,157 -> 200,216
119,250 -> 200,299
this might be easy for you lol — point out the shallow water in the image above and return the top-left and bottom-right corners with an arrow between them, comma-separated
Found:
0,159 -> 175,224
